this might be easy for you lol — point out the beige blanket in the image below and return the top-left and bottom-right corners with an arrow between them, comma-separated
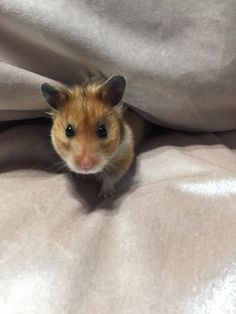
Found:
0,1 -> 236,313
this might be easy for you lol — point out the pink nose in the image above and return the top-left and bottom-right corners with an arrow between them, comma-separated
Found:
79,156 -> 95,170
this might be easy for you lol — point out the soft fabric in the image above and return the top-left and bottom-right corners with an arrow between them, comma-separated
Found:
1,1 -> 236,313
0,121 -> 236,313
0,0 -> 236,130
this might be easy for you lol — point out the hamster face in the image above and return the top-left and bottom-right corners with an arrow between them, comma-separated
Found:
41,75 -> 126,175
51,93 -> 122,174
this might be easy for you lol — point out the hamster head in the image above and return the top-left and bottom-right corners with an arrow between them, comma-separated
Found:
41,75 -> 127,174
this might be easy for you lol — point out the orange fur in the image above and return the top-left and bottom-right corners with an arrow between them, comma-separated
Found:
47,79 -> 146,197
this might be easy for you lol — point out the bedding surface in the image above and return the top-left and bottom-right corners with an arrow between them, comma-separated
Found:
0,121 -> 236,313
0,0 -> 236,130
0,0 -> 236,313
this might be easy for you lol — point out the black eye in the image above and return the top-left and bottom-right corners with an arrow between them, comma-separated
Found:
65,124 -> 74,138
97,124 -> 107,138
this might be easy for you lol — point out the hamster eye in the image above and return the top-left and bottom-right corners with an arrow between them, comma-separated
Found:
65,124 -> 74,138
97,124 -> 107,138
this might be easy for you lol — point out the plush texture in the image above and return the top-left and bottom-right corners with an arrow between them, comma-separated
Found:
0,121 -> 236,313
0,1 -> 236,313
0,0 -> 236,130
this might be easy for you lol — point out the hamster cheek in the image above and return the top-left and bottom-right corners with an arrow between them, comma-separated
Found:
51,132 -> 71,160
100,136 -> 120,158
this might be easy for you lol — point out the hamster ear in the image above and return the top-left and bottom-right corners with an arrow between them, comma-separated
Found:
97,75 -> 126,106
41,83 -> 68,111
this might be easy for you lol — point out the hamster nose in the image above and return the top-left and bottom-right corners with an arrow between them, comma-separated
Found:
79,155 -> 95,170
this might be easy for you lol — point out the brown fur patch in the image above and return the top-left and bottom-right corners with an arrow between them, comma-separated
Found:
49,79 -> 146,182
51,84 -> 122,168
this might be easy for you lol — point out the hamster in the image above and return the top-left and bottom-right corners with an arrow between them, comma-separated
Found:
41,75 -> 146,198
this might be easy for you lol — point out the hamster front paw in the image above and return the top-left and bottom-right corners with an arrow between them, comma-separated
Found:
99,181 -> 116,199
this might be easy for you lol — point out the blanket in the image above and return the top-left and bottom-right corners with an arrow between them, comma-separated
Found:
0,1 -> 236,313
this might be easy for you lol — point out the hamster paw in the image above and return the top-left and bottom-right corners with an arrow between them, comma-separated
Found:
99,183 -> 116,199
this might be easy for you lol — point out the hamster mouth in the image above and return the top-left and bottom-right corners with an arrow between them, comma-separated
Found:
68,159 -> 108,175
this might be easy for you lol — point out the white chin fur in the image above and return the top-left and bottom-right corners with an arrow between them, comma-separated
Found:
71,167 -> 102,175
